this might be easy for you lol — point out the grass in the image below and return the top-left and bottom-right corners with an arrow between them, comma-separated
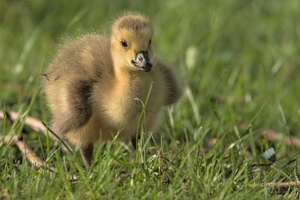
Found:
1,0 -> 300,199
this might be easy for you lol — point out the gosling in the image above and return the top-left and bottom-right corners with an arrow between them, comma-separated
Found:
41,12 -> 182,167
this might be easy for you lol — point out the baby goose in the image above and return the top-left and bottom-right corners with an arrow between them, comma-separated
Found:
41,12 -> 182,166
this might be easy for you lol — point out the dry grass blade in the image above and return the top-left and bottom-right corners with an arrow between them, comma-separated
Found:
263,129 -> 300,148
0,110 -> 71,150
0,110 -> 46,133
0,133 -> 45,168
259,181 -> 300,188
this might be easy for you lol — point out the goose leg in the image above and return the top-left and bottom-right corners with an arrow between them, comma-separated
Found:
131,136 -> 137,150
79,143 -> 93,167
131,135 -> 141,150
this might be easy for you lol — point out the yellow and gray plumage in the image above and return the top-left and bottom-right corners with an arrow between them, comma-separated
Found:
41,12 -> 182,166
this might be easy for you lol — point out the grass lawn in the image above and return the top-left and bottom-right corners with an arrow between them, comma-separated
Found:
1,0 -> 300,199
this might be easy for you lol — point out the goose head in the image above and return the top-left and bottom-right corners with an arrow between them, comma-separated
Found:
111,13 -> 154,72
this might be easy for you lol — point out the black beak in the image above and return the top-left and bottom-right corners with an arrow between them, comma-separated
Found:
132,51 -> 152,72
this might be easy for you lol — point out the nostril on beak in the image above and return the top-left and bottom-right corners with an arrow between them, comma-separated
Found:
133,51 -> 152,72
138,56 -> 143,62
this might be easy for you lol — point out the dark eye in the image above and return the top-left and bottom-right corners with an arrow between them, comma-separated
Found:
121,39 -> 128,48
149,39 -> 152,46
